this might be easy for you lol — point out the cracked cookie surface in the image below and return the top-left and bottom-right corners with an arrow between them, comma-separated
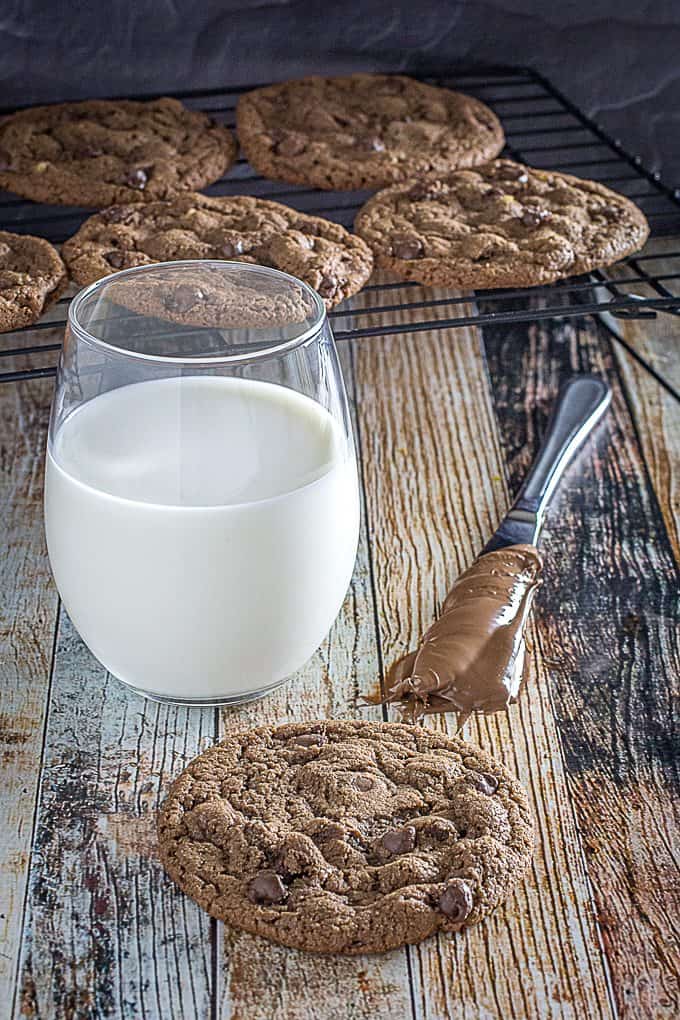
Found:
0,230 -> 66,332
0,98 -> 237,207
62,193 -> 373,309
157,719 -> 533,954
237,74 -> 504,191
354,159 -> 649,289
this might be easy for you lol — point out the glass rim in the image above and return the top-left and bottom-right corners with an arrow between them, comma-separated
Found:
67,259 -> 328,366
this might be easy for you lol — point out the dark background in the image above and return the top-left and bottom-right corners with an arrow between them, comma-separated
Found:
1,1 -> 678,184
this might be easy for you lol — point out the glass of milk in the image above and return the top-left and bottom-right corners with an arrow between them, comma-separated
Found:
44,261 -> 360,705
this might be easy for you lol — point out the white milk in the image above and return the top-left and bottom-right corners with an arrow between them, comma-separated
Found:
45,376 -> 359,701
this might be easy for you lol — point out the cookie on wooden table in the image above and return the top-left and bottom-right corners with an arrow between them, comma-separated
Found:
354,159 -> 650,289
236,74 -> 504,191
157,719 -> 534,955
62,193 -> 373,310
0,98 -> 237,207
0,230 -> 67,332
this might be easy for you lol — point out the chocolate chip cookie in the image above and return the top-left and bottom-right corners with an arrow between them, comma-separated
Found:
0,230 -> 67,332
157,719 -> 533,954
237,74 -> 504,191
98,263 -> 317,332
354,159 -> 649,289
0,98 -> 237,207
62,193 -> 373,309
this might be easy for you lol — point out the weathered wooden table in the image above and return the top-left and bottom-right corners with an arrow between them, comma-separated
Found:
1,256 -> 679,1019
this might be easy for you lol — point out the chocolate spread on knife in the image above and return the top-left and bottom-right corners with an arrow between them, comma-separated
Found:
369,544 -> 542,725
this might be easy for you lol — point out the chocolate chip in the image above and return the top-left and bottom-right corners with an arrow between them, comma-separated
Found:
438,879 -> 474,922
293,733 -> 326,748
317,274 -> 338,298
391,235 -> 423,260
221,239 -> 244,258
466,771 -> 499,795
105,251 -> 125,268
354,775 -> 374,791
407,181 -> 430,200
520,208 -> 551,228
0,149 -> 14,172
366,137 -> 385,152
381,825 -> 416,855
276,134 -> 306,157
248,870 -> 288,905
124,167 -> 148,190
601,205 -> 623,222
166,284 -> 204,312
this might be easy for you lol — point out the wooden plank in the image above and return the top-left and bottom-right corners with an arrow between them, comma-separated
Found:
9,276 -> 679,1017
479,295 -> 680,1019
14,343 -> 413,1020
15,616 -> 217,1019
605,239 -> 680,563
12,321 -> 215,1018
351,279 -> 616,1019
216,344 -> 415,1020
0,350 -> 58,1009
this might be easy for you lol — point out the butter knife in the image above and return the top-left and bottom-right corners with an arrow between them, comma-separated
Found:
483,375 -> 611,554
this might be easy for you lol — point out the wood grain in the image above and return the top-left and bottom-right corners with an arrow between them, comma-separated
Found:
605,239 -> 680,563
0,353 -> 57,1010
16,615 -> 217,1020
478,292 -> 680,1019
13,347 -> 414,1020
11,322 -> 215,1019
215,346 -> 415,1020
351,279 -> 616,1020
5,275 -> 680,1018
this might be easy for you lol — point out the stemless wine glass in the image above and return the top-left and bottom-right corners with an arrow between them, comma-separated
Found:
44,261 -> 359,704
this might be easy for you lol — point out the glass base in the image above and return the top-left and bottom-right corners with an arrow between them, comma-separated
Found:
114,674 -> 290,707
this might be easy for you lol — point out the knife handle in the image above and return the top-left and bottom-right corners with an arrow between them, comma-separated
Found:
513,375 -> 611,523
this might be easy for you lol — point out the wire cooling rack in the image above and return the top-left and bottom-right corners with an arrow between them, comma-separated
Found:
2,65 -> 680,384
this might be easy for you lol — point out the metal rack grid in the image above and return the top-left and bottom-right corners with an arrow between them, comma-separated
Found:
2,65 -> 680,384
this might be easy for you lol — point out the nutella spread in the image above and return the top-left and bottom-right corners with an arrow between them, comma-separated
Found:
370,544 -> 542,725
